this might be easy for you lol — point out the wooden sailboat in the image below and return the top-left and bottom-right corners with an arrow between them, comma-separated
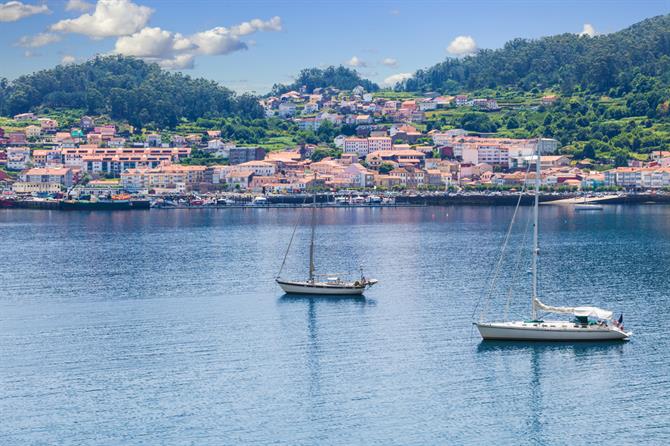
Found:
276,189 -> 377,295
475,141 -> 631,341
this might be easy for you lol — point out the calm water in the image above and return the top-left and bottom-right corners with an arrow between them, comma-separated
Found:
1,206 -> 669,445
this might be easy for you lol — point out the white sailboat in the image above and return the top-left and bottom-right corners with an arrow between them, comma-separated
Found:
276,191 -> 377,295
475,141 -> 631,341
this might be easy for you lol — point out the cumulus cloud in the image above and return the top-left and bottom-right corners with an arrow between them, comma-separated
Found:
0,1 -> 49,22
447,35 -> 477,56
381,57 -> 398,67
579,23 -> 596,37
381,72 -> 412,87
51,0 -> 153,38
346,56 -> 366,68
113,27 -> 196,68
112,17 -> 283,69
16,32 -> 62,48
65,0 -> 94,12
61,55 -> 76,64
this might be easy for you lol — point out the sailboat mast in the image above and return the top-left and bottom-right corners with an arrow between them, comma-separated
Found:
308,177 -> 316,282
531,139 -> 541,320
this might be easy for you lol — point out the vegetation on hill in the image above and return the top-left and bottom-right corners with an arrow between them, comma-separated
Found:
399,14 -> 670,96
0,56 -> 264,129
270,66 -> 379,95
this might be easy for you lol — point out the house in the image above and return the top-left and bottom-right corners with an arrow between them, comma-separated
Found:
236,161 -> 276,176
455,95 -> 469,106
510,155 -> 571,170
25,125 -> 41,139
296,117 -> 321,131
341,163 -> 375,188
147,134 -> 162,147
80,116 -> 95,130
229,146 -> 265,165
343,137 -> 369,157
14,112 -> 36,121
417,98 -> 438,111
278,102 -> 297,118
8,132 -> 27,145
225,170 -> 254,189
20,166 -> 77,187
303,102 -> 319,114
6,147 -> 31,170
541,95 -> 558,105
389,166 -> 424,188
38,118 -> 58,132
365,149 -> 425,169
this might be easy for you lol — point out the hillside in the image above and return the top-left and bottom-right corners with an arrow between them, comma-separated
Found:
270,66 -> 379,96
400,14 -> 670,96
0,56 -> 264,129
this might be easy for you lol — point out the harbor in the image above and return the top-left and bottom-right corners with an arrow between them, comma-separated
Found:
3,191 -> 670,210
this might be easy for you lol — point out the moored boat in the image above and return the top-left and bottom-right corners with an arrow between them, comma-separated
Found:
475,140 -> 631,342
276,184 -> 377,296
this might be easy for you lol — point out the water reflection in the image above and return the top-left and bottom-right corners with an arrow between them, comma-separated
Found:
476,340 -> 627,355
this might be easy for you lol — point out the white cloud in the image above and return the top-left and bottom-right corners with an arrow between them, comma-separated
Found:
61,55 -> 76,64
381,57 -> 398,67
346,56 -> 366,68
447,35 -> 477,56
381,72 -> 412,87
65,0 -> 94,12
51,0 -> 153,38
190,16 -> 281,55
0,1 -> 49,22
16,32 -> 62,48
113,27 -> 195,69
389,9 -> 400,16
112,17 -> 282,69
579,23 -> 596,37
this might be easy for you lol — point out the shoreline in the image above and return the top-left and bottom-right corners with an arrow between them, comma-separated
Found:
2,193 -> 670,211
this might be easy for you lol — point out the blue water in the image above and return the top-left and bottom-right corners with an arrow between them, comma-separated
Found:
1,206 -> 669,445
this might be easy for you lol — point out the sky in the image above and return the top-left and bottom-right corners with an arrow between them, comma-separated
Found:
0,0 -> 668,93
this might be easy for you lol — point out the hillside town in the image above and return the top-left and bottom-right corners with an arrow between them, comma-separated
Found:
1,88 -> 669,198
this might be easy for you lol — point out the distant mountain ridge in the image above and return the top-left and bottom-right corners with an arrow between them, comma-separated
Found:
398,14 -> 670,94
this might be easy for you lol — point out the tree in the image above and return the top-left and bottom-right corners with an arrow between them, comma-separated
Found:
378,162 -> 395,174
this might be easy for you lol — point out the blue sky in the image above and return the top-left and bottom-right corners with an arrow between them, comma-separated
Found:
0,0 -> 668,93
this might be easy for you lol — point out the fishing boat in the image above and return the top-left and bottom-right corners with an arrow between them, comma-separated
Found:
276,192 -> 377,295
475,141 -> 631,341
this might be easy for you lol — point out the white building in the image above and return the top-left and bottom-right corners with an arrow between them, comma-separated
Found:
6,147 -> 31,170
343,138 -> 369,157
367,137 -> 392,152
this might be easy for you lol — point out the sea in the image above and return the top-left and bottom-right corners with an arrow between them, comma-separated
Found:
1,205 -> 669,445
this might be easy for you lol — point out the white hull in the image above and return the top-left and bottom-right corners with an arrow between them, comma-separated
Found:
575,204 -> 604,211
276,279 -> 372,295
476,321 -> 631,341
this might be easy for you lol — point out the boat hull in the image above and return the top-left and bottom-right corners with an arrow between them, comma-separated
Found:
476,321 -> 630,341
276,279 -> 367,295
575,204 -> 604,211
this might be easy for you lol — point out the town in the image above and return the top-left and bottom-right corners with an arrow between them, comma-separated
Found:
1,86 -> 669,202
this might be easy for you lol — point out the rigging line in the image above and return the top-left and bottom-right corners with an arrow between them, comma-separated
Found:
276,195 -> 308,278
504,209 -> 532,321
473,158 -> 534,322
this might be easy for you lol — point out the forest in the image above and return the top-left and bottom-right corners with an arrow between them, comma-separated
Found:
0,56 -> 264,129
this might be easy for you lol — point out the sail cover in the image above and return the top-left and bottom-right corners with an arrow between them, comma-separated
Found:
533,298 -> 613,320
